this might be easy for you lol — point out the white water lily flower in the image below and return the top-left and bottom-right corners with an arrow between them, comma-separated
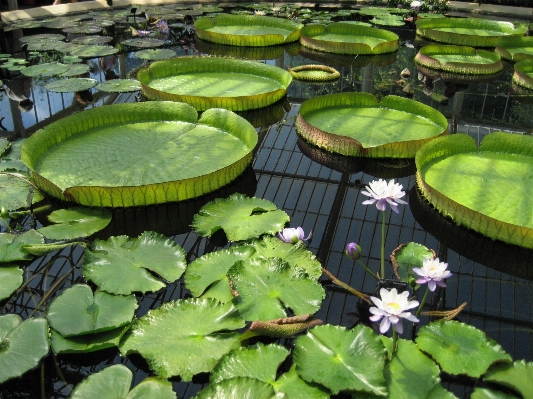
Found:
413,257 -> 452,291
369,288 -> 419,334
254,10 -> 266,16
361,179 -> 407,214
277,227 -> 312,244
411,0 -> 422,9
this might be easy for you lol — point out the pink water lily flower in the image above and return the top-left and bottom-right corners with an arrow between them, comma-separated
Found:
369,288 -> 419,334
278,227 -> 312,244
413,257 -> 452,291
157,19 -> 169,34
361,179 -> 407,214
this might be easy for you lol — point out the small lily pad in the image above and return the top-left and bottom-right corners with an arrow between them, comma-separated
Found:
0,315 -> 50,383
45,78 -> 98,93
82,231 -> 187,295
37,207 -> 112,240
191,193 -> 290,241
47,284 -> 137,337
0,266 -> 23,301
121,38 -> 166,48
134,48 -> 176,60
69,364 -> 176,399
71,36 -> 113,45
390,242 -> 435,282
97,79 -> 141,93
0,229 -> 45,263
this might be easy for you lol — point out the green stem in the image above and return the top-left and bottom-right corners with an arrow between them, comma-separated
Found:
357,259 -> 379,280
416,287 -> 430,318
381,209 -> 386,279
391,329 -> 398,359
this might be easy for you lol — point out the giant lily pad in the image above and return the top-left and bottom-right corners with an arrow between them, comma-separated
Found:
495,36 -> 533,62
415,18 -> 527,47
513,59 -> 533,90
194,14 -> 303,46
296,93 -> 448,158
299,22 -> 399,55
0,315 -> 49,383
416,320 -> 511,377
119,298 -> 246,380
191,193 -> 290,241
21,102 -> 257,207
69,364 -> 176,399
137,56 -> 292,111
228,257 -> 325,321
82,231 -> 186,295
416,132 -> 533,248
47,284 -> 137,337
293,324 -> 386,395
415,45 -> 502,75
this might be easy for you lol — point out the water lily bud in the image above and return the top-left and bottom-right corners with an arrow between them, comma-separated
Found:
0,207 -> 9,219
345,242 -> 362,260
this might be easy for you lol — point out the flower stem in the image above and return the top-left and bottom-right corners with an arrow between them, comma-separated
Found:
381,210 -> 386,279
391,329 -> 398,359
416,286 -> 430,318
321,267 -> 370,304
357,259 -> 379,280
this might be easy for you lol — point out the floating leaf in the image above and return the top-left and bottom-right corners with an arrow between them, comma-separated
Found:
194,377 -> 275,399
83,231 -> 187,295
228,257 -> 325,321
120,298 -> 246,380
47,284 -> 137,337
18,33 -> 66,43
21,63 -> 70,77
0,229 -> 45,263
134,48 -> 176,60
50,325 -> 129,354
293,324 -> 386,395
0,266 -> 23,301
482,360 -> 533,399
69,364 -> 176,399
38,207 -> 111,240
45,78 -> 98,93
60,63 -> 91,77
390,242 -> 435,282
67,44 -> 119,58
191,193 -> 290,241
121,38 -> 166,48
0,173 -> 44,210
71,35 -> 114,45
471,387 -> 519,399
0,315 -> 49,383
273,364 -> 330,399
97,79 -> 141,93
416,320 -> 512,377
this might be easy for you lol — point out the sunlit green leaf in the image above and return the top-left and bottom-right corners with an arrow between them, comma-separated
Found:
38,207 -> 112,240
0,266 -> 23,301
0,229 -> 45,263
482,360 -> 533,399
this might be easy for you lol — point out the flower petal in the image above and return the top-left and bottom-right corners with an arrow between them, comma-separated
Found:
379,317 -> 391,334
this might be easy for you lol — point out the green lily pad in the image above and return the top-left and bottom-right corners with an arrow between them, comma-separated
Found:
288,64 -> 340,82
18,33 -> 66,43
27,40 -> 72,52
0,138 -> 10,157
37,207 -> 112,240
211,342 -> 290,383
0,315 -> 49,383
415,17 -> 527,47
191,193 -> 290,241
138,56 -> 292,111
71,36 -> 114,45
471,387 -> 519,399
69,364 -> 176,399
0,266 -> 23,301
63,24 -> 103,35
119,298 -> 246,380
390,242 -> 435,282
416,132 -> 533,248
228,257 -> 325,321
513,59 -> 533,90
194,14 -> 303,46
22,102 -> 257,207
495,36 -> 533,62
60,63 -> 91,77
482,360 -> 533,399
0,173 -> 44,211
21,63 -> 70,77
416,320 -> 512,377
294,324 -> 386,395
371,17 -> 405,27
134,48 -> 176,60
82,231 -> 186,295
97,79 -> 141,93
297,93 -> 448,158
300,22 -> 399,55
47,284 -> 137,337
0,229 -> 44,263
45,78 -> 98,93
67,44 -> 119,58
194,377 -> 275,399
121,38 -> 166,48
50,325 -> 129,354
415,45 -> 502,75
273,364 -> 330,399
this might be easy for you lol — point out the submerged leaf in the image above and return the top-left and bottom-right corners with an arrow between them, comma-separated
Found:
191,193 -> 290,241
83,231 -> 187,295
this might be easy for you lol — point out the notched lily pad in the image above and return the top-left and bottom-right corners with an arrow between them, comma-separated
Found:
45,78 -> 97,93
191,193 -> 290,241
390,242 -> 436,282
82,231 -> 187,295
37,207 -> 112,240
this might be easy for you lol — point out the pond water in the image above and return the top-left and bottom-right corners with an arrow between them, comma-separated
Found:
1,4 -> 532,399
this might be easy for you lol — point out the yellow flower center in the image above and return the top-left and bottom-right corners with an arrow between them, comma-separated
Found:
386,302 -> 400,311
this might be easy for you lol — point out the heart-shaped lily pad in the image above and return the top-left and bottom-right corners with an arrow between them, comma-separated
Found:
82,231 -> 187,295
47,284 -> 137,337
191,193 -> 290,241
45,78 -> 97,93
37,207 -> 112,240
0,315 -> 50,383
